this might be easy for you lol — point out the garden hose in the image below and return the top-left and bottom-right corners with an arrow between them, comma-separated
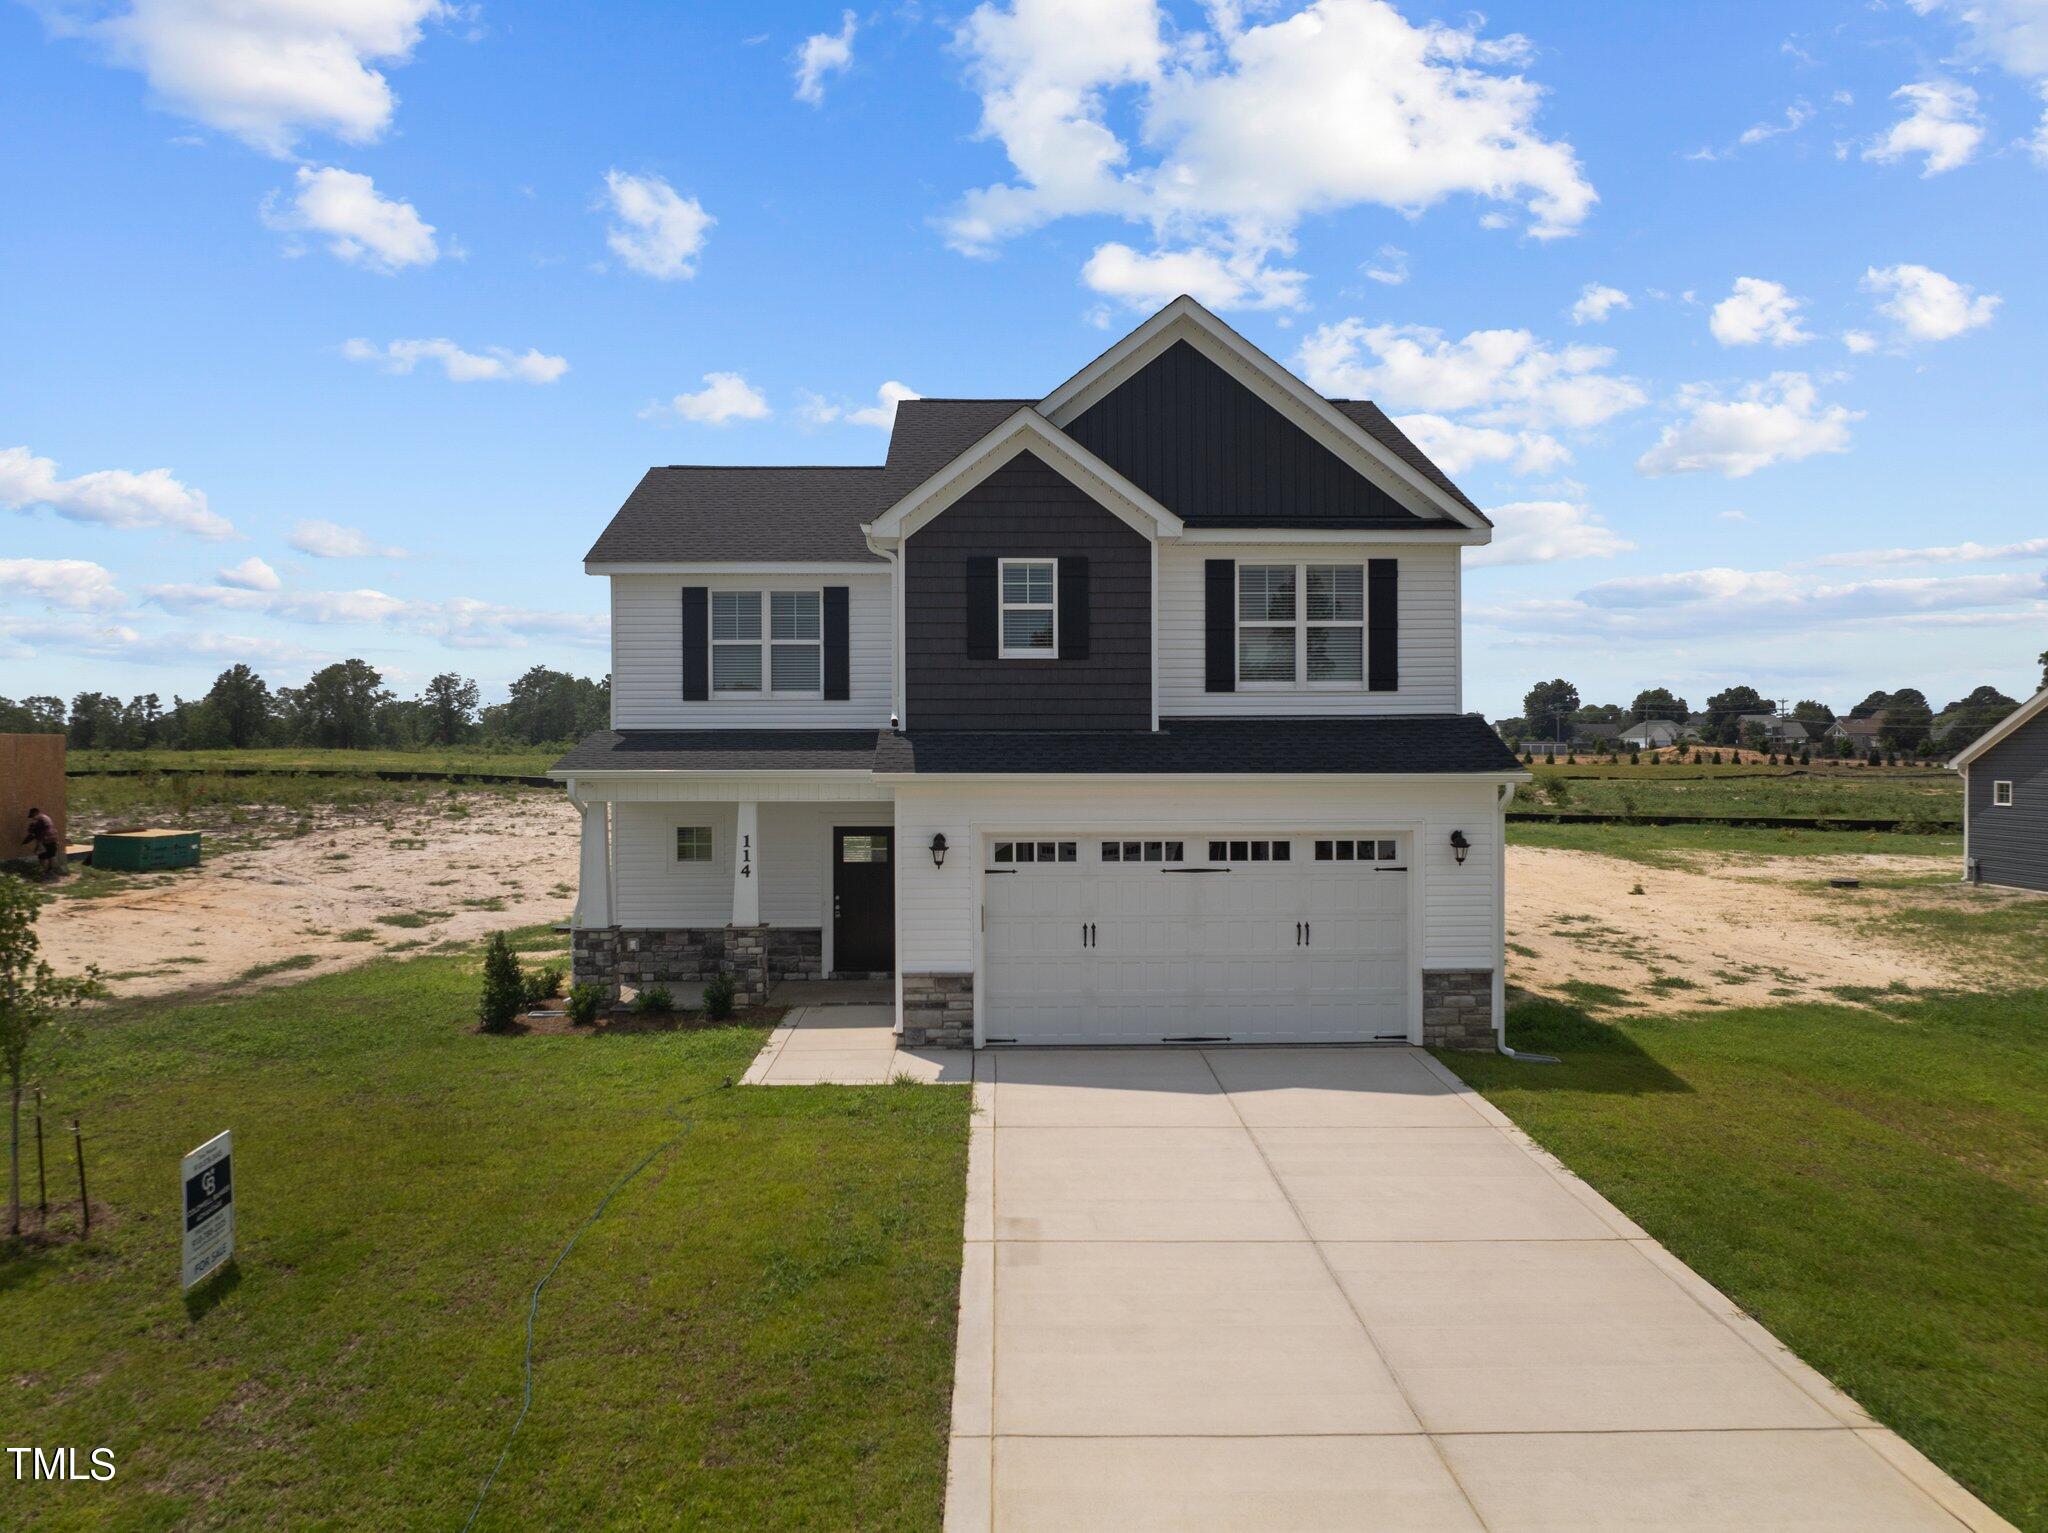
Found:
460,1078 -> 731,1531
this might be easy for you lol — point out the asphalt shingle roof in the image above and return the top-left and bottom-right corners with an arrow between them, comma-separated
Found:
584,391 -> 1481,564
551,730 -> 884,773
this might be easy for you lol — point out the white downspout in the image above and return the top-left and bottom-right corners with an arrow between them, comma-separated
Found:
1494,780 -> 1557,1064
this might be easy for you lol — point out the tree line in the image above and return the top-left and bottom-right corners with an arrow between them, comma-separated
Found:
0,662 -> 611,751
1503,669 -> 2042,758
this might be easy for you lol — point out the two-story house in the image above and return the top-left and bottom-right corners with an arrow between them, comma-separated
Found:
551,297 -> 1526,1050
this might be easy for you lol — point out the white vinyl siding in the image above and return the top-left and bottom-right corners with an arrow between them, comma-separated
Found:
609,572 -> 892,728
610,799 -> 891,929
1158,542 -> 1462,715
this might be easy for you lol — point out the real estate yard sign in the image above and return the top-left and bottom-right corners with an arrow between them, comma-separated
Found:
181,1130 -> 234,1289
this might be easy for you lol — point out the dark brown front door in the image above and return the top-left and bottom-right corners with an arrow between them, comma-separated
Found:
833,827 -> 895,974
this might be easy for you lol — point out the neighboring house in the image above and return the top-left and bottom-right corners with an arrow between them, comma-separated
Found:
1737,712 -> 1807,747
1948,685 -> 2048,892
1620,720 -> 1680,749
1678,714 -> 1712,742
1829,713 -> 1886,752
552,296 -> 1527,1050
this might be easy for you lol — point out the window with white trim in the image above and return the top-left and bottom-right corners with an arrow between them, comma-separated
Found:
676,826 -> 714,862
1206,838 -> 1291,863
1101,840 -> 1185,863
999,558 -> 1057,658
1237,563 -> 1365,687
711,589 -> 822,695
1993,780 -> 2014,807
991,840 -> 1077,864
1315,838 -> 1401,864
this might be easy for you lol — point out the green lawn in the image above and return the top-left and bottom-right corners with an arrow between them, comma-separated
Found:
0,940 -> 971,1530
1506,817 -> 1962,868
1439,990 -> 2048,1533
1515,762 -> 1961,823
64,772 -> 554,844
68,745 -> 568,776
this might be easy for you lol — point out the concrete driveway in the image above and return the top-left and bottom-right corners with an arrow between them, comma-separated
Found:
945,1046 -> 2013,1532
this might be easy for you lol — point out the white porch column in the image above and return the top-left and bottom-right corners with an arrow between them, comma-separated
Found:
573,795 -> 613,928
732,800 -> 760,926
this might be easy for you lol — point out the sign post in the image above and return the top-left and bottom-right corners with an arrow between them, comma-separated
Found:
181,1130 -> 234,1289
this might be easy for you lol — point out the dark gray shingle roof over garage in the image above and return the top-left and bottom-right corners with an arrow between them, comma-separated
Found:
874,716 -> 1526,775
551,730 -> 885,773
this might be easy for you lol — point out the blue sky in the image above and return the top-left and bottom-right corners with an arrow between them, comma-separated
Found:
2,0 -> 2043,721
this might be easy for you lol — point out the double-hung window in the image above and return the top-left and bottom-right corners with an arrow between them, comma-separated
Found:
711,589 -> 822,696
1993,780 -> 2014,807
999,558 -> 1057,658
1237,563 -> 1365,686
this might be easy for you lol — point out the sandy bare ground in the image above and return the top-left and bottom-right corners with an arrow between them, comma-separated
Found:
1508,846 -> 1986,1012
41,790 -> 579,1002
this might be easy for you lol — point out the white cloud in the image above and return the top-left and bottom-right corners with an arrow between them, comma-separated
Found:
216,555 -> 281,591
1738,98 -> 1814,146
143,580 -> 608,651
1802,535 -> 2048,569
1709,277 -> 1813,347
289,519 -> 408,559
1843,329 -> 1878,353
0,445 -> 234,538
1906,0 -> 2048,160
1466,501 -> 1632,567
1864,80 -> 1984,175
263,166 -> 438,272
599,170 -> 713,280
1296,321 -> 1646,430
73,0 -> 454,156
944,0 -> 1594,308
1636,372 -> 1859,479
848,381 -> 922,429
1082,240 -> 1307,311
1569,283 -> 1629,325
342,337 -> 569,383
794,10 -> 858,104
642,372 -> 771,426
1362,245 -> 1408,286
0,617 -> 328,668
1861,262 -> 2001,342
1391,414 -> 1570,476
1718,509 -> 1752,523
0,558 -> 124,610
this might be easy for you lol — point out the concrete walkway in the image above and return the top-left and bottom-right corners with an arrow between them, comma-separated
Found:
945,1045 -> 2015,1532
739,1004 -> 968,1085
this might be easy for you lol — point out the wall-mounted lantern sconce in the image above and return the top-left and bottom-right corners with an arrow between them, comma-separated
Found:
1449,829 -> 1470,865
930,833 -> 949,869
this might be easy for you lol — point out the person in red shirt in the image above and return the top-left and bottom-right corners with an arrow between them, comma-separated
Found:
22,807 -> 59,878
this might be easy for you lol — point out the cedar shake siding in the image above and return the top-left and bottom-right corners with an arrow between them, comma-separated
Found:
904,452 -> 1151,731
1066,339 -> 1434,529
1969,716 -> 2048,892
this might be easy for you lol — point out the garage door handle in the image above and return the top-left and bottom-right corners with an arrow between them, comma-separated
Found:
1305,922 -> 1312,947
1295,922 -> 1302,946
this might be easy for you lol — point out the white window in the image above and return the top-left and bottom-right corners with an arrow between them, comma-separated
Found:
676,826 -> 714,862
991,840 -> 1077,864
711,589 -> 822,696
999,559 -> 1057,658
1206,838 -> 1292,863
1993,780 -> 2014,807
1237,563 -> 1365,687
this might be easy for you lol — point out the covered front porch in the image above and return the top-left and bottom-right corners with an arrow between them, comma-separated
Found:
564,773 -> 897,1004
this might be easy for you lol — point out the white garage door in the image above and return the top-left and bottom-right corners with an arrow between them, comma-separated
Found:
982,835 -> 1411,1045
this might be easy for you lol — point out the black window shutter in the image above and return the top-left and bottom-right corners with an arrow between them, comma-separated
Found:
1058,557 -> 1090,660
965,557 -> 998,660
1367,559 -> 1399,692
822,586 -> 850,700
681,586 -> 709,700
1204,559 -> 1235,692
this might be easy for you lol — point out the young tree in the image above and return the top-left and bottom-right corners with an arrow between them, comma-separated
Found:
420,673 -> 481,746
0,881 -> 101,1237
1629,687 -> 1691,723
1522,679 -> 1581,741
202,664 -> 274,748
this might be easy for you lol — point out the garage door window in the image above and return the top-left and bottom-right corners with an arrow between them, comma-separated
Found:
1207,838 -> 1291,863
1315,838 -> 1400,863
1102,840 -> 1185,862
992,840 -> 1078,864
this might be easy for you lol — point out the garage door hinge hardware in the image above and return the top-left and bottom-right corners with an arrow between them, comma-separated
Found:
984,868 -> 1016,875
1164,867 -> 1228,873
1375,866 -> 1407,872
1162,1036 -> 1231,1043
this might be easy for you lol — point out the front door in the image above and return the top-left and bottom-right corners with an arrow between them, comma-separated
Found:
832,827 -> 895,974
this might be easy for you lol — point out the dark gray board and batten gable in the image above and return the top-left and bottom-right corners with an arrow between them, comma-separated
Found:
1967,711 -> 2048,892
903,452 -> 1151,731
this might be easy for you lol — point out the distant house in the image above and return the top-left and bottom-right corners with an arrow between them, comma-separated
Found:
1679,715 -> 1711,741
1829,713 -> 1886,752
1620,720 -> 1680,748
1948,685 -> 2047,892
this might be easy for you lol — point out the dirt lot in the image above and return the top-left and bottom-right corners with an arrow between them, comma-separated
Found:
40,788 -> 579,1001
1508,845 -> 2039,1012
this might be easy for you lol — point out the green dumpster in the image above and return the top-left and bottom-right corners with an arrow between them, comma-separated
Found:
92,828 -> 202,871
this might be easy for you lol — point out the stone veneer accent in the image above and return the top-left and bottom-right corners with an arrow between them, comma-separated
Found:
1421,969 -> 1496,1051
901,972 -> 974,1048
571,925 -> 821,1005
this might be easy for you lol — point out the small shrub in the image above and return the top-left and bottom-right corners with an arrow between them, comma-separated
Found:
479,932 -> 523,1033
1628,751 -> 1640,766
702,972 -> 737,1020
566,982 -> 605,1026
520,963 -> 565,1006
635,983 -> 675,1014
